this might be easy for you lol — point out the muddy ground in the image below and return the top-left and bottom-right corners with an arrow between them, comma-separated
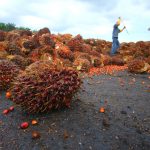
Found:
0,71 -> 150,150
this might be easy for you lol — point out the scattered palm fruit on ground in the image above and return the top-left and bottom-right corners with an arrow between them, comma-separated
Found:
0,59 -> 20,91
89,65 -> 128,76
9,62 -> 82,113
2,109 -> 9,115
32,131 -> 41,139
6,91 -> 11,98
20,122 -> 29,129
99,107 -> 105,113
31,120 -> 38,125
9,106 -> 14,111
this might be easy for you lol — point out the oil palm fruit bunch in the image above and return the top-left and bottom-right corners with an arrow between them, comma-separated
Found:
37,27 -> 51,36
0,59 -> 20,90
5,32 -> 20,42
81,43 -> 92,53
100,54 -> 112,66
67,34 -> 84,52
57,45 -> 74,62
7,55 -> 32,69
76,53 -> 92,63
84,38 -> 97,46
7,43 -> 22,55
91,56 -> 101,67
23,40 -> 36,49
73,58 -> 91,72
39,34 -> 55,47
10,61 -> 81,113
39,45 -> 55,56
0,30 -> 6,41
28,49 -> 41,62
110,56 -> 125,66
127,59 -> 149,73
0,50 -> 8,59
20,30 -> 32,37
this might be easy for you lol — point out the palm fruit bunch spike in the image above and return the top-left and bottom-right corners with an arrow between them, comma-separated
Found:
0,59 -> 20,90
9,61 -> 82,113
57,45 -> 74,62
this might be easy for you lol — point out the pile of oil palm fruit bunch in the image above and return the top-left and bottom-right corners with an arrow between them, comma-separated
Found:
0,28 -> 149,74
0,27 -> 150,113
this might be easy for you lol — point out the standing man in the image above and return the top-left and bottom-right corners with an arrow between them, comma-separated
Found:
110,17 -> 126,55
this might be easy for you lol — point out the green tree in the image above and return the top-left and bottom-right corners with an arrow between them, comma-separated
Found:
6,23 -> 16,31
0,22 -> 16,31
16,26 -> 31,31
0,23 -> 5,30
0,22 -> 31,31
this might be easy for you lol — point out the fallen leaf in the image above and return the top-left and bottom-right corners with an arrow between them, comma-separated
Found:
9,106 -> 14,111
3,109 -> 9,115
102,118 -> 110,127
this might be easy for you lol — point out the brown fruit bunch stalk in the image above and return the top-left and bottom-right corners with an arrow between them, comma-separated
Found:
0,60 -> 20,90
10,63 -> 82,113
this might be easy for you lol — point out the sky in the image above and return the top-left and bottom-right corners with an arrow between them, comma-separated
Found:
0,0 -> 150,42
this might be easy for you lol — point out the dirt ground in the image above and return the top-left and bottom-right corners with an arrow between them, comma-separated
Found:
0,71 -> 150,150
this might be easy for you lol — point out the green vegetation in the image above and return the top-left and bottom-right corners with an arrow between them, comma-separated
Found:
0,22 -> 31,31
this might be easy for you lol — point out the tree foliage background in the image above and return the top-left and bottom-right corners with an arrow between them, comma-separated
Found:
0,22 -> 30,31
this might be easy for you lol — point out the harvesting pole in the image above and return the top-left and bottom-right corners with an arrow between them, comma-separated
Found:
119,17 -> 129,34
